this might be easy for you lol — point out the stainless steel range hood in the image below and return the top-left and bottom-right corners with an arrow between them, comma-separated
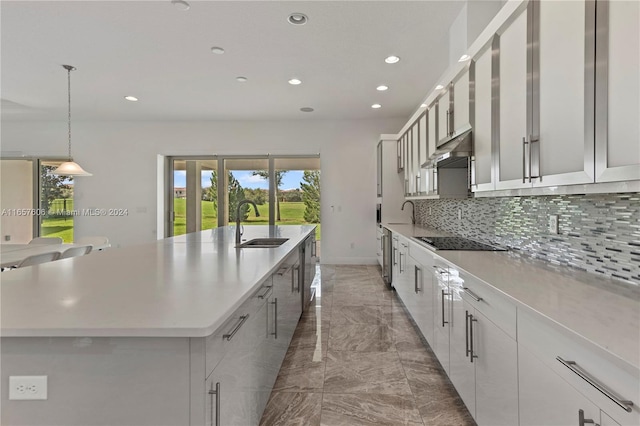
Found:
426,124 -> 472,169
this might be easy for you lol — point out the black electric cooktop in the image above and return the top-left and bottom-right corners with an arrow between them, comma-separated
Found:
414,236 -> 506,251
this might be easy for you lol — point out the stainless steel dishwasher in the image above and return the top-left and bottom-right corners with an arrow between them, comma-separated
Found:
382,227 -> 392,286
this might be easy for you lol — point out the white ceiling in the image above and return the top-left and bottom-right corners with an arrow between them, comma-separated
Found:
1,0 -> 466,122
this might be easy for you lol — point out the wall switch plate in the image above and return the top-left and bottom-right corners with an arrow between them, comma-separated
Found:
9,376 -> 47,400
548,215 -> 559,234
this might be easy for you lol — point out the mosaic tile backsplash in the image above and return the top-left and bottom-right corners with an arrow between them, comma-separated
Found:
414,193 -> 640,285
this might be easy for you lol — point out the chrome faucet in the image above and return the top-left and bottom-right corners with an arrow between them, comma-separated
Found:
401,200 -> 416,225
235,199 -> 260,245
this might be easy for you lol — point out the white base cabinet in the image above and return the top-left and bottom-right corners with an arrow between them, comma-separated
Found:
519,348 -> 601,426
201,251 -> 303,426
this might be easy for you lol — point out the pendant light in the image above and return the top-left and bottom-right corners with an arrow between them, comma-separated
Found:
50,65 -> 92,176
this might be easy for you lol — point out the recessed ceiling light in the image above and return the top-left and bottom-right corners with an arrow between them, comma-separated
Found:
384,56 -> 400,64
458,54 -> 471,62
288,13 -> 308,25
420,103 -> 427,108
300,107 -> 314,112
124,96 -> 138,102
210,46 -> 225,54
371,104 -> 382,109
236,76 -> 248,82
376,85 -> 388,91
171,0 -> 190,11
435,84 -> 444,90
288,78 -> 302,85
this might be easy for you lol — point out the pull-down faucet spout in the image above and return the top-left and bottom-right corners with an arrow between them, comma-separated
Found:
401,200 -> 415,225
235,200 -> 260,245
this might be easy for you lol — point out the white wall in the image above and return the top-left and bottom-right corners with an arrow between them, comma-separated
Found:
1,118 -> 403,263
0,159 -> 33,243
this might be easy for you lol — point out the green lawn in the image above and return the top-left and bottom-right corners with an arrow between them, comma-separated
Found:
40,199 -> 320,243
41,217 -> 74,243
173,199 -> 320,239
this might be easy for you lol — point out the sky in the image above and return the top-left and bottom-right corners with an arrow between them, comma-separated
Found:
173,170 -> 305,190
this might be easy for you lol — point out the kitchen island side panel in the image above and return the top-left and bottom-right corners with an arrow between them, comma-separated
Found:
1,337 -> 191,426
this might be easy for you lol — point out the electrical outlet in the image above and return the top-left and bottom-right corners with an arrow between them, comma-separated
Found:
9,376 -> 47,400
457,208 -> 462,220
429,207 -> 432,215
4,235 -> 10,241
548,215 -> 559,234
350,242 -> 355,249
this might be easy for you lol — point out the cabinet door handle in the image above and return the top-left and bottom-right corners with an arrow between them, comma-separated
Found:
578,409 -> 598,426
465,310 -> 471,358
446,110 -> 450,137
312,240 -> 317,257
208,381 -> 220,426
414,265 -> 420,293
470,156 -> 476,188
223,314 -> 249,341
528,134 -> 533,183
292,265 -> 300,293
529,134 -> 541,182
399,252 -> 404,273
257,285 -> 272,299
469,313 -> 478,362
441,290 -> 450,326
271,298 -> 278,339
557,357 -> 634,413
463,287 -> 483,302
522,136 -> 528,183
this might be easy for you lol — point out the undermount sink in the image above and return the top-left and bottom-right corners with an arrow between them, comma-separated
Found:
237,238 -> 289,248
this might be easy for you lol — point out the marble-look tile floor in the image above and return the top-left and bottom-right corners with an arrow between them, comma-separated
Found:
260,265 -> 476,426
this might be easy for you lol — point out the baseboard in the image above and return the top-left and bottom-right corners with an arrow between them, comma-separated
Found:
320,257 -> 378,265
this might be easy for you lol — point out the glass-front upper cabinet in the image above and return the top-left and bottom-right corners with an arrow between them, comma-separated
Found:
595,0 -> 640,183
471,40 -> 495,193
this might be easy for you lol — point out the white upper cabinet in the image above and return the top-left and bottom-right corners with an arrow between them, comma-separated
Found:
496,5 -> 528,190
453,69 -> 470,133
595,0 -> 640,183
471,42 -> 495,192
418,113 -> 428,167
438,88 -> 452,143
534,0 -> 594,187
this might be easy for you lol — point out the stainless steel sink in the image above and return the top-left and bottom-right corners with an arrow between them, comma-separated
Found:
237,238 -> 289,248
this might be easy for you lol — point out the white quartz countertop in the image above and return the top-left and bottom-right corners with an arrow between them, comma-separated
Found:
0,225 -> 315,338
385,224 -> 640,370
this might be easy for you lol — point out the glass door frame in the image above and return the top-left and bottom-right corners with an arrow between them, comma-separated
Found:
0,156 -> 70,239
165,155 -> 218,238
165,154 -> 320,235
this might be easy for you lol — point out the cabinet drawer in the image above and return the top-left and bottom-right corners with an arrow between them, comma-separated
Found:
455,268 -> 517,340
519,307 -> 640,426
205,281 -> 270,378
408,240 -> 435,267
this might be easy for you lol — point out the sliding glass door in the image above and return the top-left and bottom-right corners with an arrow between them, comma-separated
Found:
165,155 -> 320,237
273,157 -> 321,240
220,157 -> 270,227
168,157 -> 217,237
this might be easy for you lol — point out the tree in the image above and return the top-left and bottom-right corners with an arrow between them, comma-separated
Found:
208,171 -> 250,222
251,170 -> 288,220
41,165 -> 72,216
300,170 -> 320,223
244,188 -> 267,205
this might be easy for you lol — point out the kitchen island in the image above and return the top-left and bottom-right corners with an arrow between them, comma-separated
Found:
1,225 -> 316,426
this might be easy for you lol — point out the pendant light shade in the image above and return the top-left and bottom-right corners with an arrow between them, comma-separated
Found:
50,65 -> 92,176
